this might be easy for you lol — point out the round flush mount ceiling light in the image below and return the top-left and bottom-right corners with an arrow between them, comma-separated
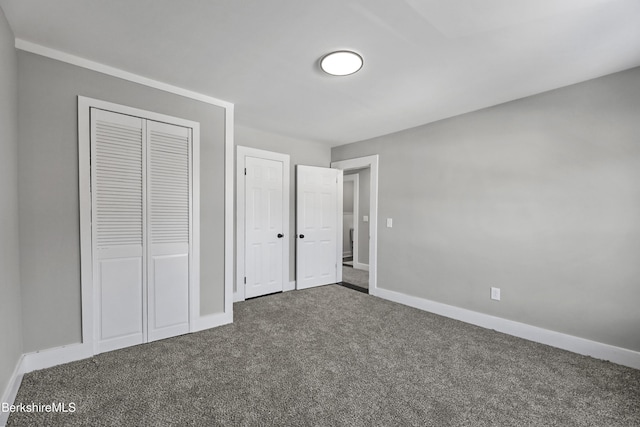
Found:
320,50 -> 363,76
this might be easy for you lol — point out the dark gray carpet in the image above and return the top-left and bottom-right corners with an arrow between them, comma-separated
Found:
8,285 -> 640,426
342,266 -> 368,289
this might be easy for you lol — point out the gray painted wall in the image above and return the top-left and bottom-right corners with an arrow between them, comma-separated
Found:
0,6 -> 22,400
17,51 -> 227,353
332,67 -> 640,352
343,180 -> 354,213
235,125 -> 331,287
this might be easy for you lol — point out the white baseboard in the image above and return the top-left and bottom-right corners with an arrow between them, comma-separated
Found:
22,313 -> 232,372
191,312 -> 233,333
233,291 -> 243,303
353,262 -> 369,271
23,343 -> 93,374
376,287 -> 640,370
1,312 -> 233,426
1,355 -> 26,427
2,345 -> 92,426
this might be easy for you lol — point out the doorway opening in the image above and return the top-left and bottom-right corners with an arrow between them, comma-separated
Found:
341,170 -> 369,292
331,155 -> 379,296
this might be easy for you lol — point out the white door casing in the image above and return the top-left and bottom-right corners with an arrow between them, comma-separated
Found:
331,155 -> 379,296
245,156 -> 285,298
296,165 -> 343,290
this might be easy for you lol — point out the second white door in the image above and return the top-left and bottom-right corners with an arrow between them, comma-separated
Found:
296,165 -> 342,290
245,156 -> 285,298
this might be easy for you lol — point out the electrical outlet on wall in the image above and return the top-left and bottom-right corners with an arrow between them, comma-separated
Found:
491,287 -> 501,301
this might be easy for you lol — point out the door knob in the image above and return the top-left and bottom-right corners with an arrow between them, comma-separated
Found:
277,233 -> 284,238
299,234 -> 305,239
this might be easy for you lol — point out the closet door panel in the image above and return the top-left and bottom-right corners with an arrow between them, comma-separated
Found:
150,253 -> 189,330
147,120 -> 191,342
91,108 -> 145,353
98,257 -> 143,344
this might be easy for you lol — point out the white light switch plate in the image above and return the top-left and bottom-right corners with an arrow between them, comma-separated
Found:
386,218 -> 393,228
491,287 -> 501,301
363,215 -> 368,222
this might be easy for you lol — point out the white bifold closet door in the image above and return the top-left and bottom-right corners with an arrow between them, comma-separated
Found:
91,109 -> 145,354
146,120 -> 191,342
91,108 -> 191,354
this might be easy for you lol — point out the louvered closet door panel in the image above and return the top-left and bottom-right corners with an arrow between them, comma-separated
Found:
91,108 -> 145,353
147,120 -> 191,342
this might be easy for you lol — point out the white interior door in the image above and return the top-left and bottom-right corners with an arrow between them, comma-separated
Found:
245,156 -> 285,298
296,165 -> 342,290
91,108 -> 145,353
147,120 -> 191,342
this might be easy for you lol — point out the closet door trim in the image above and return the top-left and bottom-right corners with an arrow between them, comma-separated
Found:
79,96 -> 200,355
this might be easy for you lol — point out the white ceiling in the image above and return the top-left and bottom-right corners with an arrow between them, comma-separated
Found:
2,0 -> 639,146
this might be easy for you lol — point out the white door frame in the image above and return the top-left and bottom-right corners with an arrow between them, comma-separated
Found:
235,146 -> 290,302
343,174 -> 359,263
331,155 -> 379,296
79,96 -> 201,355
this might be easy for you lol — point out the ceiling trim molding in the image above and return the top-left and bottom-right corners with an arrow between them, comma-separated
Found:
14,38 -> 234,109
